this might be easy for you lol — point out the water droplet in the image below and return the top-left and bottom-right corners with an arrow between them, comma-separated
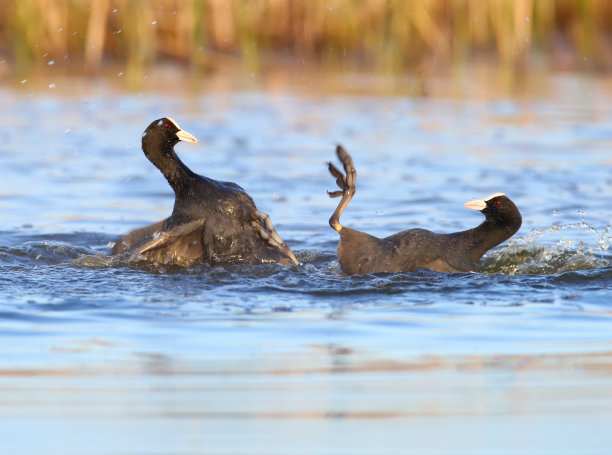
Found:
117,71 -> 123,77
525,16 -> 531,22
143,75 -> 148,80
113,29 -> 122,35
48,60 -> 55,66
113,8 -> 118,13
64,128 -> 71,134
20,79 -> 27,85
552,210 -> 557,217
49,83 -> 56,89
152,20 -> 158,25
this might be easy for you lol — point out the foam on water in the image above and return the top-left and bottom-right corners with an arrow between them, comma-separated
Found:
482,222 -> 612,275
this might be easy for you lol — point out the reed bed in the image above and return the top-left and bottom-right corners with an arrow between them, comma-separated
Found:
1,0 -> 611,77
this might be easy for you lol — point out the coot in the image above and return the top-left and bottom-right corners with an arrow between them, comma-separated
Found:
112,117 -> 298,266
327,145 -> 522,274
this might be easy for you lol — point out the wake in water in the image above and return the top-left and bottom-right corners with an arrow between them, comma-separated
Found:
0,240 -> 101,266
2,223 -> 612,277
481,222 -> 612,275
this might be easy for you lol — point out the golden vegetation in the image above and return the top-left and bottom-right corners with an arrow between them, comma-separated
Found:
2,0 -> 611,76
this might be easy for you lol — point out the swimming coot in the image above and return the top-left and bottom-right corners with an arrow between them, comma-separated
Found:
112,117 -> 298,266
327,145 -> 522,274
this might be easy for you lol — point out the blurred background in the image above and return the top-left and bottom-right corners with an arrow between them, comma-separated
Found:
1,0 -> 612,90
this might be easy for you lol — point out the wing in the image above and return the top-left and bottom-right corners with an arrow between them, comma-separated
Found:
111,218 -> 169,255
135,218 -> 207,264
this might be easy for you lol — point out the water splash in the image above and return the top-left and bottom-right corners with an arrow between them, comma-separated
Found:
4,227 -> 611,279
482,223 -> 612,275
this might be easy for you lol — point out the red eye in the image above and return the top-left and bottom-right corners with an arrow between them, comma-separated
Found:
494,200 -> 501,206
164,123 -> 170,129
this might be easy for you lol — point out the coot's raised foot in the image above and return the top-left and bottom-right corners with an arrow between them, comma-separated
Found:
327,145 -> 356,232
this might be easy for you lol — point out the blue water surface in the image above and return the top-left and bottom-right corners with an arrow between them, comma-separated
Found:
1,70 -> 612,455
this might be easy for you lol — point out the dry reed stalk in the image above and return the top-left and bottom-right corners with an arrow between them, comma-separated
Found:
85,0 -> 109,72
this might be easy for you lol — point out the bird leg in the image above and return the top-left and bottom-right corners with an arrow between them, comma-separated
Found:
327,145 -> 356,232
254,210 -> 299,265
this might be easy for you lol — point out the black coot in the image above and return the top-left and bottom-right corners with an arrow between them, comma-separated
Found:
112,117 -> 298,266
327,145 -> 522,274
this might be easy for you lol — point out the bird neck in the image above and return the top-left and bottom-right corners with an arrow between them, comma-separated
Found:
146,140 -> 196,193
463,217 -> 521,262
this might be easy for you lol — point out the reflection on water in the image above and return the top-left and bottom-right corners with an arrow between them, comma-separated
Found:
1,70 -> 612,454
2,326 -> 612,454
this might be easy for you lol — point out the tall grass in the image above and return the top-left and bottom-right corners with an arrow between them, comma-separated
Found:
1,0 -> 611,78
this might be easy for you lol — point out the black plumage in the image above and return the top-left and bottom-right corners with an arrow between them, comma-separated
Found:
112,117 -> 297,266
327,145 -> 522,274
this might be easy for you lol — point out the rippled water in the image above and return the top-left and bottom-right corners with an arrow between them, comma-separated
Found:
2,72 -> 612,454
